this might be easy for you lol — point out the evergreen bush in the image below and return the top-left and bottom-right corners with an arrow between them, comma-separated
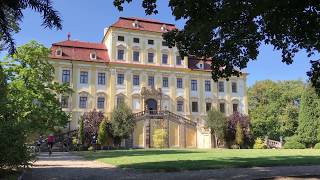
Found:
153,129 -> 167,148
253,138 -> 266,149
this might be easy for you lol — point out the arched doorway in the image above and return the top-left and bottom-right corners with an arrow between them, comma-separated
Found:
145,98 -> 157,113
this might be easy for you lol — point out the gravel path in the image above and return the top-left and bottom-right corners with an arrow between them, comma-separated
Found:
23,152 -> 320,180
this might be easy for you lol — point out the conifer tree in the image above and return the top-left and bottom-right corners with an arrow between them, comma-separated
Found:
78,118 -> 85,146
297,86 -> 320,147
98,119 -> 108,146
235,122 -> 244,148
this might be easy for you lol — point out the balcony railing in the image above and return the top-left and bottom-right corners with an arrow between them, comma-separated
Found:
133,110 -> 196,127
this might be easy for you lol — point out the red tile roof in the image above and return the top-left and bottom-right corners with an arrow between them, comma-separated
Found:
50,40 -> 109,63
110,17 -> 176,33
53,40 -> 107,50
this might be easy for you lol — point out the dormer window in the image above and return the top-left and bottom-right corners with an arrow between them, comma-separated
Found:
56,48 -> 62,56
199,63 -> 203,69
197,61 -> 204,69
132,20 -> 139,28
161,24 -> 167,31
90,52 -> 96,60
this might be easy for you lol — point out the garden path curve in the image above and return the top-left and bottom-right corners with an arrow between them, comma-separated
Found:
23,152 -> 320,180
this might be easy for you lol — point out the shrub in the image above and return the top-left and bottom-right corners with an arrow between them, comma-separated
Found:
0,121 -> 34,169
283,140 -> 306,149
314,143 -> 320,149
153,129 -> 167,148
253,138 -> 266,149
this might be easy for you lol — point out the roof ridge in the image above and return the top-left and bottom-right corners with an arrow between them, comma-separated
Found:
119,17 -> 175,26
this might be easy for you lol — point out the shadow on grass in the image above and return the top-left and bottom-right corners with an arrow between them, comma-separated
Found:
22,163 -> 320,180
78,149 -> 200,160
116,155 -> 320,172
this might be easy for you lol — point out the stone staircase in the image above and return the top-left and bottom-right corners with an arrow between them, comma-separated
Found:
133,110 -> 197,148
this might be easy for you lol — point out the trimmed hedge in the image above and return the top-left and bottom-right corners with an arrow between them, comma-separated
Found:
283,141 -> 306,149
314,143 -> 320,149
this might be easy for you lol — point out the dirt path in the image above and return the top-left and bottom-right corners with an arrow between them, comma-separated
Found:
23,152 -> 320,180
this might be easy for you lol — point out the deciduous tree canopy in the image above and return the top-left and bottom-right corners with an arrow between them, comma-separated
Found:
114,0 -> 320,91
2,41 -> 70,133
248,80 -> 304,139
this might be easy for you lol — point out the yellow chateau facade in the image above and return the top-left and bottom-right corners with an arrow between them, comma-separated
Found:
49,17 -> 248,148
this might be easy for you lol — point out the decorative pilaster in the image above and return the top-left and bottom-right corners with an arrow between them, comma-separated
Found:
108,68 -> 116,112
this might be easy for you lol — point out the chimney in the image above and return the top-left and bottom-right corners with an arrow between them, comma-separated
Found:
67,32 -> 71,40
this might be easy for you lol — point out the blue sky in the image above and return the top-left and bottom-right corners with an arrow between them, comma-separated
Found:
1,0 -> 315,86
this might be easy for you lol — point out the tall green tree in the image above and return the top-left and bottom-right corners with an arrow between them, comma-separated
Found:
3,41 -> 70,133
0,65 -> 7,117
297,85 -> 320,147
206,108 -> 226,148
111,103 -> 135,146
0,0 -> 62,54
98,119 -> 108,146
78,117 -> 85,146
235,122 -> 244,148
248,80 -> 304,139
114,1 -> 320,92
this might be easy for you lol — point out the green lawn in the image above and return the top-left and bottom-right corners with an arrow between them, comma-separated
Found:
76,149 -> 320,171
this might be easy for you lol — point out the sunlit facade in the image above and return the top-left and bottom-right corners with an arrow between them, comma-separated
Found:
49,17 -> 248,148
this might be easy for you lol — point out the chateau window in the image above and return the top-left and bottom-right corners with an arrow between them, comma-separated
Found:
191,102 -> 198,112
133,37 -> 140,43
133,75 -> 140,86
90,52 -> 96,60
206,102 -> 212,112
177,101 -> 184,112
117,49 -> 124,60
117,96 -> 124,107
177,78 -> 183,89
205,80 -> 211,92
232,82 -> 238,93
62,70 -> 70,84
218,81 -> 224,92
148,39 -> 154,45
176,56 -> 182,65
98,72 -> 105,85
219,103 -> 225,113
191,80 -> 197,91
133,51 -> 140,62
61,96 -> 69,108
233,103 -> 238,113
118,36 -> 124,41
97,97 -> 105,109
80,71 -> 88,84
148,76 -> 154,87
117,74 -> 124,85
79,96 -> 87,109
162,54 -> 168,64
162,77 -> 169,88
148,52 -> 154,63
56,48 -> 62,56
132,98 -> 140,110
162,41 -> 168,46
